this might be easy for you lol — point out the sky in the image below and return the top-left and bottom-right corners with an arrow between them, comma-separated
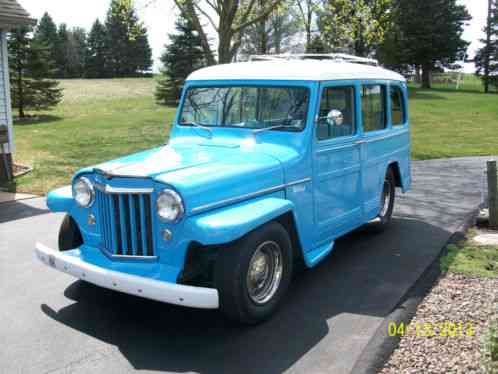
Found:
17,0 -> 487,73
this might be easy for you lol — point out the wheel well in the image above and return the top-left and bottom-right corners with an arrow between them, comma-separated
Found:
388,162 -> 402,188
274,211 -> 305,266
178,211 -> 305,287
59,214 -> 83,251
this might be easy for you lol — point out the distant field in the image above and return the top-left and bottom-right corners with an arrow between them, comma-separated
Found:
2,75 -> 497,195
7,78 -> 175,194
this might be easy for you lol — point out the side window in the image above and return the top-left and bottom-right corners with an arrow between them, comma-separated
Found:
317,86 -> 355,141
390,85 -> 405,126
361,85 -> 387,132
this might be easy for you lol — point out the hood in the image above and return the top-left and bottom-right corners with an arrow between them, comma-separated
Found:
92,143 -> 285,215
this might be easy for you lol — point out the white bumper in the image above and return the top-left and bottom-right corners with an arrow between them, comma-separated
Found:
35,243 -> 219,309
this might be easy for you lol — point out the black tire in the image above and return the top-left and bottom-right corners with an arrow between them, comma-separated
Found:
214,221 -> 293,325
58,214 -> 83,251
370,167 -> 396,232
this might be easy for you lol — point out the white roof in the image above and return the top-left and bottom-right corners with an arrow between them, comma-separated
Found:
187,60 -> 406,82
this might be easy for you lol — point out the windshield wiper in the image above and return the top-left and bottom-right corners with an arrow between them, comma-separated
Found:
180,121 -> 213,138
252,124 -> 295,134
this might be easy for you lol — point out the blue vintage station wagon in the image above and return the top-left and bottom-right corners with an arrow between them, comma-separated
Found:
36,54 -> 411,324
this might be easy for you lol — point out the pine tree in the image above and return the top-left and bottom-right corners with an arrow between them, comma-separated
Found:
387,0 -> 471,88
155,17 -> 206,105
55,24 -> 70,78
104,0 -> 152,77
33,12 -> 58,78
476,0 -> 498,93
8,27 -> 63,118
85,19 -> 108,78
66,28 -> 87,78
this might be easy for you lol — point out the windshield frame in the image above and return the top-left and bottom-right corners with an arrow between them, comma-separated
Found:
176,81 -> 312,133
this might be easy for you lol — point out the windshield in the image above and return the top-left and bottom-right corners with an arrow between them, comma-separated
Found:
180,86 -> 310,131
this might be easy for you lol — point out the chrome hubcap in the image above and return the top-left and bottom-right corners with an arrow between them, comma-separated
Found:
380,179 -> 391,217
246,241 -> 283,305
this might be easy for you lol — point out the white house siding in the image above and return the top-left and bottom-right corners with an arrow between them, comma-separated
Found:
0,29 -> 13,153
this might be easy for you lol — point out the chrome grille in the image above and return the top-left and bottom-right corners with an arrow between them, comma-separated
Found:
96,189 -> 156,258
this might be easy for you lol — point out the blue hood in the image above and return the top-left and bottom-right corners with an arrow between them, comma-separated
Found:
92,143 -> 285,215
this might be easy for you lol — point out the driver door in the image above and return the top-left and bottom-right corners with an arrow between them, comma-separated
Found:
313,82 -> 363,246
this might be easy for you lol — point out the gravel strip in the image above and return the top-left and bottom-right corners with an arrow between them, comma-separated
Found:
381,273 -> 498,374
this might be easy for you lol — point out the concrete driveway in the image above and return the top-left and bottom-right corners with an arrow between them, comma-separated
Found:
0,157 -> 490,374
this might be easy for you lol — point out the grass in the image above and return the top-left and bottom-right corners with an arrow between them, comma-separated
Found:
5,78 -> 176,194
440,229 -> 498,278
482,323 -> 498,374
409,74 -> 498,160
441,243 -> 498,278
2,74 -> 497,194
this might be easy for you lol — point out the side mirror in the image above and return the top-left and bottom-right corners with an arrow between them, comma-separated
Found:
326,109 -> 344,126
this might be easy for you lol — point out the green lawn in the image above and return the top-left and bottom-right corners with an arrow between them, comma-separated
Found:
6,78 -> 175,194
409,74 -> 498,160
2,75 -> 497,195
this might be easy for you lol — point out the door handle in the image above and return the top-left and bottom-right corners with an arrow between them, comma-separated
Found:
355,140 -> 366,145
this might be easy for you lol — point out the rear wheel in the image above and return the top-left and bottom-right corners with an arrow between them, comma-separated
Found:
58,214 -> 83,251
214,221 -> 293,324
371,168 -> 396,231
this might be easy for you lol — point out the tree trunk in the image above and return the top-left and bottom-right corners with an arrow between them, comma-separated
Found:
257,0 -> 268,54
18,63 -> 24,118
484,0 -> 492,93
177,0 -> 216,65
415,65 -> 421,84
421,64 -> 432,89
218,30 -> 233,64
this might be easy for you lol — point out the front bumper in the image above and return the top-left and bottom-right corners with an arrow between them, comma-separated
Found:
35,243 -> 219,309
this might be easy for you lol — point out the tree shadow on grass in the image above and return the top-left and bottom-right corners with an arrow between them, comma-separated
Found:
430,86 -> 491,95
408,87 -> 450,101
13,114 -> 63,126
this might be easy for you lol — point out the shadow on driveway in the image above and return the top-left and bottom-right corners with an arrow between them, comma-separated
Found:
0,199 -> 49,224
41,217 -> 450,374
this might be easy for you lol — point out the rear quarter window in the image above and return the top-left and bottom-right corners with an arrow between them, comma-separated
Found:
390,85 -> 406,126
361,85 -> 387,132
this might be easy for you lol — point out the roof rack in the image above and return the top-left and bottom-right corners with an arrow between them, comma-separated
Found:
248,53 -> 379,66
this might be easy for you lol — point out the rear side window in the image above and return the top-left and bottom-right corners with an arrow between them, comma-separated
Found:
361,85 -> 386,132
317,86 -> 355,140
390,86 -> 405,126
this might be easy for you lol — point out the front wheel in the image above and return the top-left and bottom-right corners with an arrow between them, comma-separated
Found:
214,221 -> 293,324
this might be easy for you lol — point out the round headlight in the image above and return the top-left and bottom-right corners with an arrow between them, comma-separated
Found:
157,189 -> 184,222
73,177 -> 95,207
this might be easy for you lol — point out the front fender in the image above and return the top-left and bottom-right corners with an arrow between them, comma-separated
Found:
46,186 -> 73,212
187,196 -> 295,245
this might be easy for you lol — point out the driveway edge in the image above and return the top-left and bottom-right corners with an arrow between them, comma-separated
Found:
351,206 -> 482,374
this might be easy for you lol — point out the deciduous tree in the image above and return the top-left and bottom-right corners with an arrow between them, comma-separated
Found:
239,2 -> 301,57
173,0 -> 285,64
295,0 -> 321,52
318,0 -> 393,57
